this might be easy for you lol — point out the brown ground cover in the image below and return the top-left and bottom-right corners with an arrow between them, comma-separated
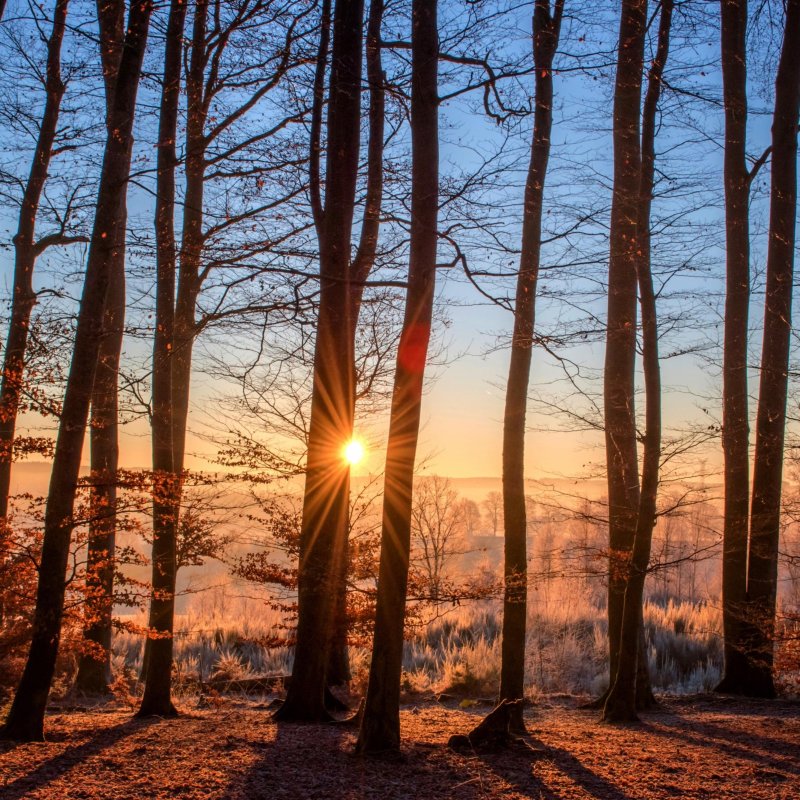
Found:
0,695 -> 798,799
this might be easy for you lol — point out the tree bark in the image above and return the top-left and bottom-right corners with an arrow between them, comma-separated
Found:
355,0 -> 438,755
602,0 -> 646,702
604,0 -> 673,723
326,0 -> 386,692
498,0 -> 562,734
0,0 -> 69,523
137,0 -> 192,718
74,242 -> 124,694
276,0 -> 364,722
716,0 -> 753,695
0,0 -> 153,742
75,0 -> 126,696
744,0 -> 800,699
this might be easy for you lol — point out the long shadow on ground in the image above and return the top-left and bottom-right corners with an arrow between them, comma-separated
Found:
230,717 -> 553,800
0,715 -> 154,800
474,736 -> 634,800
232,717 -> 639,800
642,709 -> 800,779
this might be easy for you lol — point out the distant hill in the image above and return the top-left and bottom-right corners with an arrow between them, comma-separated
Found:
9,464 -> 611,504
9,461 -> 58,497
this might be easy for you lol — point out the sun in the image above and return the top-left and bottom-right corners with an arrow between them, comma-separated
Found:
343,438 -> 366,466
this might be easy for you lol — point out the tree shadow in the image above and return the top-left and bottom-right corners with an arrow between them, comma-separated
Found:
229,719 -> 361,798
0,716 -> 156,800
665,695 -> 800,721
685,716 -> 799,753
644,713 -> 800,776
235,719 -> 579,799
475,739 -> 635,800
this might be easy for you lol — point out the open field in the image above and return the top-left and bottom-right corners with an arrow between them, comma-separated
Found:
105,597 -> 736,700
1,695 -> 798,799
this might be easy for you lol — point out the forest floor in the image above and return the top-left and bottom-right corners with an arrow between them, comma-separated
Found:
0,693 -> 798,799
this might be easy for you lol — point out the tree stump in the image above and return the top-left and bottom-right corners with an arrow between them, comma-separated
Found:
448,699 -> 539,752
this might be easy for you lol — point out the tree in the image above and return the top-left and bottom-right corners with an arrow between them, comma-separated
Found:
600,0 -> 647,715
136,0 -> 189,718
0,0 -> 153,742
327,0 -> 387,690
716,0 -> 755,696
74,0 -> 127,696
138,0 -> 308,716
742,0 -> 800,697
483,490 -> 503,536
498,0 -> 563,733
458,497 -> 481,538
603,0 -> 673,723
275,0 -> 364,722
411,475 -> 465,601
715,0 -> 800,698
0,0 -> 71,527
355,0 -> 439,755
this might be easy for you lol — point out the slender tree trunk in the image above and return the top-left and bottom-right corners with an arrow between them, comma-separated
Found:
169,0 -> 207,484
326,0 -> 386,692
499,0 -> 562,734
0,0 -> 153,743
74,243 -> 124,694
604,0 -> 673,723
307,0 -> 330,236
0,0 -> 69,523
355,0 -> 438,755
716,0 -> 753,695
744,0 -> 800,698
350,0 -> 384,310
275,0 -> 364,722
75,0 -> 126,695
137,0 -> 192,718
602,0 -> 646,703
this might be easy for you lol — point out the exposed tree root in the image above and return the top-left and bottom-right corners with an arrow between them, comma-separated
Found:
324,685 -> 351,713
579,689 -> 609,711
331,698 -> 365,728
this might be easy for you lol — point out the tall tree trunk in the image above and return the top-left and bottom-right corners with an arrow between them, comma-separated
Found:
499,0 -> 562,734
0,0 -> 153,743
137,0 -> 193,718
350,0 -> 384,306
276,0 -> 364,723
327,0 -> 386,691
75,0 -> 126,695
169,0 -> 207,486
602,0 -> 646,704
716,0 -> 752,695
744,0 -> 800,698
604,0 -> 673,723
74,246 -> 124,694
355,0 -> 438,755
0,0 -> 69,523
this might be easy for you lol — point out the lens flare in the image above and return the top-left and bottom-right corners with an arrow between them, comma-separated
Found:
343,439 -> 365,466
